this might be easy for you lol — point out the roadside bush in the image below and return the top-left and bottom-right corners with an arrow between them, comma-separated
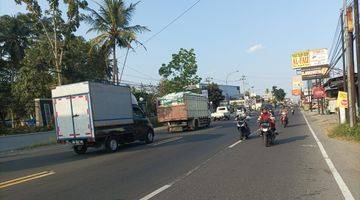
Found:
329,124 -> 360,142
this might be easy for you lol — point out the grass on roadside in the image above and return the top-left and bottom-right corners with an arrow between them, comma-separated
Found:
329,124 -> 360,142
0,126 -> 54,136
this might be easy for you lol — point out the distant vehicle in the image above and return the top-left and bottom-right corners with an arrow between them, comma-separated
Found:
235,106 -> 247,117
211,106 -> 231,120
52,82 -> 154,154
157,92 -> 211,132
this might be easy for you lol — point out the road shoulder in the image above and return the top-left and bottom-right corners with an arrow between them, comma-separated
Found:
302,111 -> 360,200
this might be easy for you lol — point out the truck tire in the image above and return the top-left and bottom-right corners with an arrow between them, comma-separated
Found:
194,119 -> 199,130
105,136 -> 119,152
74,145 -> 87,154
145,130 -> 154,144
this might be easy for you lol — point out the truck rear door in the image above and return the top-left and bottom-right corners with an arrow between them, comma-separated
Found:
71,95 -> 93,138
54,96 -> 74,140
54,94 -> 93,140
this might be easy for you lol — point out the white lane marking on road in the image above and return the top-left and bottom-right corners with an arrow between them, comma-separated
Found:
151,137 -> 182,146
0,171 -> 55,189
228,140 -> 242,148
140,141 -> 228,200
302,112 -> 355,200
139,184 -> 172,200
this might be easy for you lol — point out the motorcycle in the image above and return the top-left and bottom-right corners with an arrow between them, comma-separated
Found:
236,116 -> 251,140
280,112 -> 288,128
291,109 -> 295,115
259,120 -> 275,147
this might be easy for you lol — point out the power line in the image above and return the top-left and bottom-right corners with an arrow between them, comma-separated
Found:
142,0 -> 201,44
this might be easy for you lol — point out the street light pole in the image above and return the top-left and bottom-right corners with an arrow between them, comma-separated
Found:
225,70 -> 239,85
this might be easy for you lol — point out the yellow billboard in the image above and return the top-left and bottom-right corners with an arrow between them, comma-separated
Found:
291,48 -> 329,69
336,91 -> 348,108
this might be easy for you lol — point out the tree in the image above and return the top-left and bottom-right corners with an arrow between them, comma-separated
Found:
272,86 -> 286,102
85,0 -> 149,84
0,14 -> 35,125
15,0 -> 88,85
158,48 -> 201,95
61,36 -> 111,83
207,83 -> 224,109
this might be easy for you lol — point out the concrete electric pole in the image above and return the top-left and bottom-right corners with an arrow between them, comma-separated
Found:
353,0 -> 360,110
345,6 -> 357,127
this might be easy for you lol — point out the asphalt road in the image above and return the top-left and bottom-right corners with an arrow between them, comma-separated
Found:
0,110 -> 350,200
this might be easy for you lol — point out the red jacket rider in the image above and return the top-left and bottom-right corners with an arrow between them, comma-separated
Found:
258,108 -> 276,129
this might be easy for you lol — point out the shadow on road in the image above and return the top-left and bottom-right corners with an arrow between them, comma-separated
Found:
286,123 -> 306,128
275,135 -> 309,145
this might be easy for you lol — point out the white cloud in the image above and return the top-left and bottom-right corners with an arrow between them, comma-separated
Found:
246,44 -> 264,53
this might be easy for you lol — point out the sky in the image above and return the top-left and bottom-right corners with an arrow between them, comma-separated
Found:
0,0 -> 343,95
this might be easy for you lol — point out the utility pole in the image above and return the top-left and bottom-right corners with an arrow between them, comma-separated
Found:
239,75 -> 246,94
341,9 -> 348,92
345,6 -> 357,127
354,0 -> 360,111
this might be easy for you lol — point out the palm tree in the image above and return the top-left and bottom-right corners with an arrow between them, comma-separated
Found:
85,0 -> 149,84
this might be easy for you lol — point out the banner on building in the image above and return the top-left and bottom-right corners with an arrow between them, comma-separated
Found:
291,48 -> 329,69
336,91 -> 348,108
301,66 -> 329,80
312,85 -> 326,99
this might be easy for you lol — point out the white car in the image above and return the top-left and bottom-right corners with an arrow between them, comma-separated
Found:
211,106 -> 231,120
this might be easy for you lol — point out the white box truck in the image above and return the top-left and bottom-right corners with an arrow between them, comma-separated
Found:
157,92 -> 211,132
52,82 -> 154,154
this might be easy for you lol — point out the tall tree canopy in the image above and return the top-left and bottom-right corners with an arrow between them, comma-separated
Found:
207,83 -> 224,109
158,48 -> 201,96
85,0 -> 149,84
272,86 -> 286,102
15,0 -> 88,85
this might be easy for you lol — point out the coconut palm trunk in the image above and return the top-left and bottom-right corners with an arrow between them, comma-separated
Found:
112,42 -> 118,84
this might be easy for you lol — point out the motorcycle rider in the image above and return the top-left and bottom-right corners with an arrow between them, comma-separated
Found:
258,107 -> 277,134
280,106 -> 289,126
235,113 -> 250,139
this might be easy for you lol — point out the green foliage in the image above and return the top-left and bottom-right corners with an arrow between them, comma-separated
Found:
62,36 -> 111,83
329,124 -> 360,142
15,0 -> 88,85
0,13 -> 111,124
207,83 -> 224,109
131,87 -> 157,116
272,86 -> 286,102
85,0 -> 149,83
158,48 -> 201,96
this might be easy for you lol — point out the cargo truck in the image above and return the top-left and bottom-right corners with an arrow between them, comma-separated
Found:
157,92 -> 211,132
52,82 -> 154,154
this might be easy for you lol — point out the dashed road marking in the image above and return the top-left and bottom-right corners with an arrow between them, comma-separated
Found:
228,140 -> 242,148
0,171 -> 55,189
139,184 -> 172,200
302,112 -> 355,200
151,137 -> 183,146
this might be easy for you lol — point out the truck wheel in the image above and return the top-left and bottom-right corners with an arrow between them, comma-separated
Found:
105,136 -> 119,152
145,130 -> 154,144
194,120 -> 199,130
74,145 -> 87,154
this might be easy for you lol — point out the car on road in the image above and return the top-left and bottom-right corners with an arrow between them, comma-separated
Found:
211,106 -> 231,120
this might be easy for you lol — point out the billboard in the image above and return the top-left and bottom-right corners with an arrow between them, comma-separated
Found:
292,76 -> 303,96
301,66 -> 329,80
312,85 -> 326,99
292,76 -> 303,87
291,48 -> 329,69
292,89 -> 302,96
336,91 -> 348,108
